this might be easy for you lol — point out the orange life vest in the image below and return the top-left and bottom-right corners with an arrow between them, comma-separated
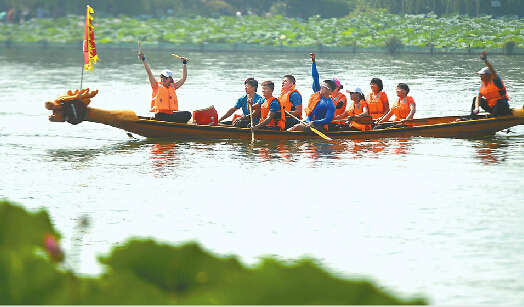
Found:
392,96 -> 415,121
347,99 -> 371,131
479,78 -> 509,108
151,82 -> 178,113
279,85 -> 301,119
367,91 -> 389,119
332,91 -> 347,117
260,96 -> 286,131
305,92 -> 322,117
306,92 -> 330,131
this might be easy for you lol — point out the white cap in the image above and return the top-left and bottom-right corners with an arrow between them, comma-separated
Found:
477,67 -> 490,75
160,70 -> 173,78
350,87 -> 364,95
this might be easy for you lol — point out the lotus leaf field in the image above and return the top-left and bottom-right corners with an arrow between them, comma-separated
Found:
0,12 -> 523,50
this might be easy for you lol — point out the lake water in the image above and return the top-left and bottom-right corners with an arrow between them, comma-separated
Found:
1,46 -> 523,305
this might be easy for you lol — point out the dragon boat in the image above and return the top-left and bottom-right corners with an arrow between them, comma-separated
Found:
45,89 -> 524,140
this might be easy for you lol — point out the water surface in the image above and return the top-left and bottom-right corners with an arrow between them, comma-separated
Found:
1,46 -> 523,305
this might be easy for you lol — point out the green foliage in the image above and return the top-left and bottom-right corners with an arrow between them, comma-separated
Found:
1,0 -> 523,17
0,200 -> 426,305
385,36 -> 403,54
503,41 -> 516,55
1,12 -> 523,50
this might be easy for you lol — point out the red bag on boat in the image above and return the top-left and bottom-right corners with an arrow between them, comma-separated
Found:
193,105 -> 218,125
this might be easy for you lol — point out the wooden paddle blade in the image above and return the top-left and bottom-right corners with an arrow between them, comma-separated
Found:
352,115 -> 373,125
310,127 -> 332,141
171,53 -> 190,62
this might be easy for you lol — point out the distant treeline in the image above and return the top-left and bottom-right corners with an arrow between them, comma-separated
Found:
0,0 -> 523,19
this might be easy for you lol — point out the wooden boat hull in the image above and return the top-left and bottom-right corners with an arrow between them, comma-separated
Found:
84,107 -> 524,140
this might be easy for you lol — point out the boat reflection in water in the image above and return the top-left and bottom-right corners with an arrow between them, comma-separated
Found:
150,143 -> 179,175
473,137 -> 511,165
147,138 -> 415,165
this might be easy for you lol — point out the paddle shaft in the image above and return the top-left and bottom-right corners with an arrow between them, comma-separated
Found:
248,99 -> 255,142
171,53 -> 190,62
284,110 -> 332,141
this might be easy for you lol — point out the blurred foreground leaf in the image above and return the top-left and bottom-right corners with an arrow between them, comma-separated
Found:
0,200 -> 426,304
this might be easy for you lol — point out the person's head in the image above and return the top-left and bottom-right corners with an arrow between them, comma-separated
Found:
160,70 -> 174,86
370,78 -> 383,93
349,87 -> 365,102
261,80 -> 274,98
332,77 -> 343,93
244,77 -> 258,94
320,79 -> 337,97
282,75 -> 296,91
396,83 -> 409,97
477,67 -> 491,82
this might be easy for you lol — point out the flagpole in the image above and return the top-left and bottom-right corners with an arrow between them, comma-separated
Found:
80,63 -> 84,90
80,3 -> 99,91
80,1 -> 87,90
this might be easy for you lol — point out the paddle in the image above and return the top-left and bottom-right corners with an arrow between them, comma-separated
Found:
284,110 -> 332,141
336,115 -> 373,125
247,98 -> 255,142
171,53 -> 190,63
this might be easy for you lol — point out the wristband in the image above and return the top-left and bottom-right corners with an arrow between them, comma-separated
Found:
182,60 -> 187,65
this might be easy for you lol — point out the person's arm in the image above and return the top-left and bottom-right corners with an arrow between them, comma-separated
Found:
218,107 -> 238,122
376,109 -> 393,124
382,92 -> 390,113
174,57 -> 188,89
336,96 -> 347,110
356,106 -> 369,117
310,53 -> 320,92
253,111 -> 277,129
311,101 -> 335,126
289,92 -> 302,118
481,51 -> 498,78
138,50 -> 156,88
403,102 -> 416,121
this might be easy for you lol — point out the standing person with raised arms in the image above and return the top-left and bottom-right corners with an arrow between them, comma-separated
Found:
471,51 -> 511,117
138,45 -> 190,123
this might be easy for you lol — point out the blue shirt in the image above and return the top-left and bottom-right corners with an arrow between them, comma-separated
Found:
312,62 -> 321,92
263,97 -> 281,113
234,93 -> 264,115
305,95 -> 335,126
289,91 -> 302,108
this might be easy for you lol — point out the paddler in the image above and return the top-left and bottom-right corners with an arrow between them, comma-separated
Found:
252,81 -> 285,131
471,51 -> 511,116
279,74 -> 303,129
218,78 -> 264,127
367,78 -> 390,119
308,52 -> 347,130
287,80 -> 336,132
337,88 -> 371,131
375,83 -> 416,126
138,48 -> 190,122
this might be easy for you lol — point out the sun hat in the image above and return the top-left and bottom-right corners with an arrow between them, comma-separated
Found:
349,87 -> 364,95
477,67 -> 490,75
332,77 -> 342,88
160,70 -> 174,78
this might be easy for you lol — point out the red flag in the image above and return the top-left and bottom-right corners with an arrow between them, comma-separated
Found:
83,5 -> 99,71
